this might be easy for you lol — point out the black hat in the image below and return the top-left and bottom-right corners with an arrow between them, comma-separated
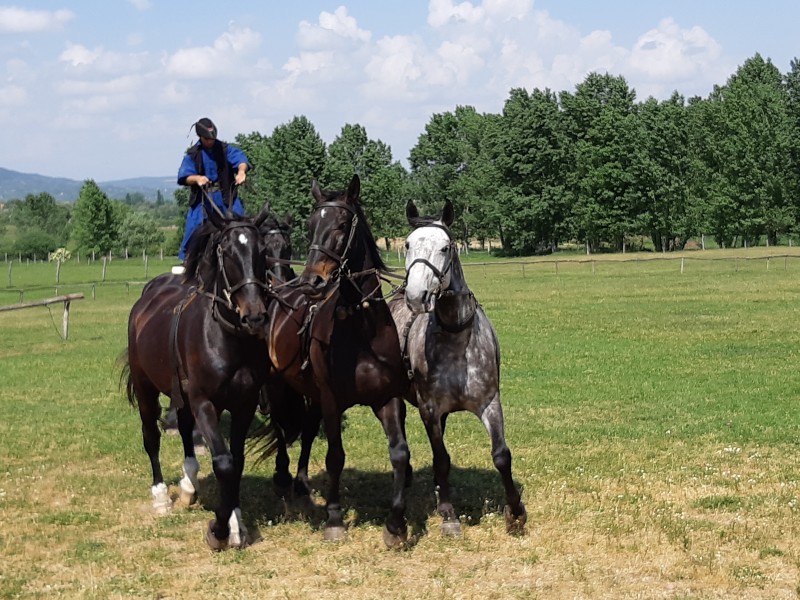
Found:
195,117 -> 217,139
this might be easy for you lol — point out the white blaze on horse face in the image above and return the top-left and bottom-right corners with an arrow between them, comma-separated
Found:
405,224 -> 450,314
237,233 -> 248,245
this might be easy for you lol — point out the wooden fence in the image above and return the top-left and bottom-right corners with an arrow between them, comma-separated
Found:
0,293 -> 84,340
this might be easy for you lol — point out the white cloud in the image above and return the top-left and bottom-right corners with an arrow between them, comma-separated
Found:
628,18 -> 721,80
297,6 -> 370,49
59,43 -> 102,67
165,26 -> 261,79
0,6 -> 73,33
428,0 -> 484,28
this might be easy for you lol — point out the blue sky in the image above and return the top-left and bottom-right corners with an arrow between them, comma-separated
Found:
1,1 -> 798,182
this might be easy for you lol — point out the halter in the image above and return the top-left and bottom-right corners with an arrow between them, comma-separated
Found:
307,200 -> 359,280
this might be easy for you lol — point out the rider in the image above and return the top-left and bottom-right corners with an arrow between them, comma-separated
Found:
175,117 -> 251,269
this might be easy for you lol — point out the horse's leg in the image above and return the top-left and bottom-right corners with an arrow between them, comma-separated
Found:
224,407 -> 253,549
272,430 -> 293,498
132,380 -> 171,514
192,400 -> 236,551
373,397 -> 410,548
420,404 -> 460,536
293,403 -> 321,499
320,404 -> 347,542
480,395 -> 527,534
176,406 -> 200,506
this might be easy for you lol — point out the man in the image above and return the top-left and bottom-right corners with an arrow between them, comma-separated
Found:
174,117 -> 251,270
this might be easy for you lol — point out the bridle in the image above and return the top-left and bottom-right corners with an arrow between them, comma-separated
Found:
200,222 -> 270,313
307,200 -> 359,282
262,224 -> 296,282
405,222 -> 456,298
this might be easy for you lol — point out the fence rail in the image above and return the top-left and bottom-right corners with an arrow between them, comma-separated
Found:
0,293 -> 84,339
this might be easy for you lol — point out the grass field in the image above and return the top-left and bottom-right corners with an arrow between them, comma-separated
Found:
2,248 -> 800,599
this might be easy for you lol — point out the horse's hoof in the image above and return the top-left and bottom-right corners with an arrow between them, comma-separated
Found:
441,519 -> 462,537
505,503 -> 527,535
323,525 -> 347,542
273,483 -> 292,499
382,525 -> 408,549
205,521 -> 229,552
151,483 -> 172,515
179,488 -> 197,506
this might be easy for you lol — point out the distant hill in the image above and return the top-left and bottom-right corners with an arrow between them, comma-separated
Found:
0,167 -> 178,202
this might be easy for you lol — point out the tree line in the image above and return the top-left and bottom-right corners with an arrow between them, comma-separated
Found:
1,52 -> 798,259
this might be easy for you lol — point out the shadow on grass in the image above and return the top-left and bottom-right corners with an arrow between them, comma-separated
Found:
190,461 -> 519,544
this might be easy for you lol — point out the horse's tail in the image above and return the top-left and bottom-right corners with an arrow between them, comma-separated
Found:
117,349 -> 136,407
246,390 -> 280,467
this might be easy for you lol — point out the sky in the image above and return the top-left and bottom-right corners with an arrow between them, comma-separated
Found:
1,1 -> 798,182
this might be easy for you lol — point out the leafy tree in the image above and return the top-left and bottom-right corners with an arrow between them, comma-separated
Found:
490,88 -> 571,254
10,192 -> 71,244
117,212 -> 166,254
239,117 -> 326,255
561,73 -> 644,252
637,93 -> 694,251
323,123 -> 408,249
71,179 -> 118,254
13,229 -> 58,260
408,106 -> 496,245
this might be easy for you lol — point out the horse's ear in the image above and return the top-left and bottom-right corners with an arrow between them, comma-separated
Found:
311,180 -> 323,203
406,200 -> 419,223
441,200 -> 455,227
254,202 -> 271,228
347,174 -> 360,202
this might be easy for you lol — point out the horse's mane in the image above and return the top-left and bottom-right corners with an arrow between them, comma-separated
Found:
321,187 -> 388,273
183,220 -> 217,280
408,214 -> 445,230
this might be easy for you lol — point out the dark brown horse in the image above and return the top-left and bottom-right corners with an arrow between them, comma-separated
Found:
123,204 -> 276,551
262,174 -> 411,547
390,200 -> 527,536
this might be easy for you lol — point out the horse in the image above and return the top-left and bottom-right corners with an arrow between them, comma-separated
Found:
122,203 -> 277,551
389,199 -> 527,536
260,174 -> 411,547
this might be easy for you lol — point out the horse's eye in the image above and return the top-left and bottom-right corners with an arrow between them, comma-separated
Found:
441,246 -> 449,253
404,241 -> 409,249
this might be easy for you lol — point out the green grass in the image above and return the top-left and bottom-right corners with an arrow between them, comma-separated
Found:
3,248 -> 800,598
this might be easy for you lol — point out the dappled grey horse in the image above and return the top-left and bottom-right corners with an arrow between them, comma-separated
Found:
389,199 -> 527,536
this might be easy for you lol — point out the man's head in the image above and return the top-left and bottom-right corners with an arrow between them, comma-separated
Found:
195,118 -> 217,145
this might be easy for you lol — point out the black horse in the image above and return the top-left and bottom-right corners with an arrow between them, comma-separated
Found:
260,175 -> 411,547
123,204 -> 276,550
389,200 -> 527,536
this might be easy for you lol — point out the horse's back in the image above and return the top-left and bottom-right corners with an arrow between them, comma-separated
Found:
128,275 -> 191,395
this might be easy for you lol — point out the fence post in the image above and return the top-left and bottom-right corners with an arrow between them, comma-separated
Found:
56,260 -> 61,284
102,257 -> 107,282
680,257 -> 685,274
7,262 -> 11,287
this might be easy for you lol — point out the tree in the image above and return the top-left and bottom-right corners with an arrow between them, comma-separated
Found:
71,179 -> 118,254
408,106 -> 496,246
491,88 -> 571,254
117,212 -> 166,254
323,123 -> 408,249
239,117 -> 326,255
561,73 -> 645,252
637,93 -> 694,251
10,192 -> 71,244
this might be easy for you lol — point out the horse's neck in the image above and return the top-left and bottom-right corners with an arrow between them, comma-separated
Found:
434,255 -> 475,332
